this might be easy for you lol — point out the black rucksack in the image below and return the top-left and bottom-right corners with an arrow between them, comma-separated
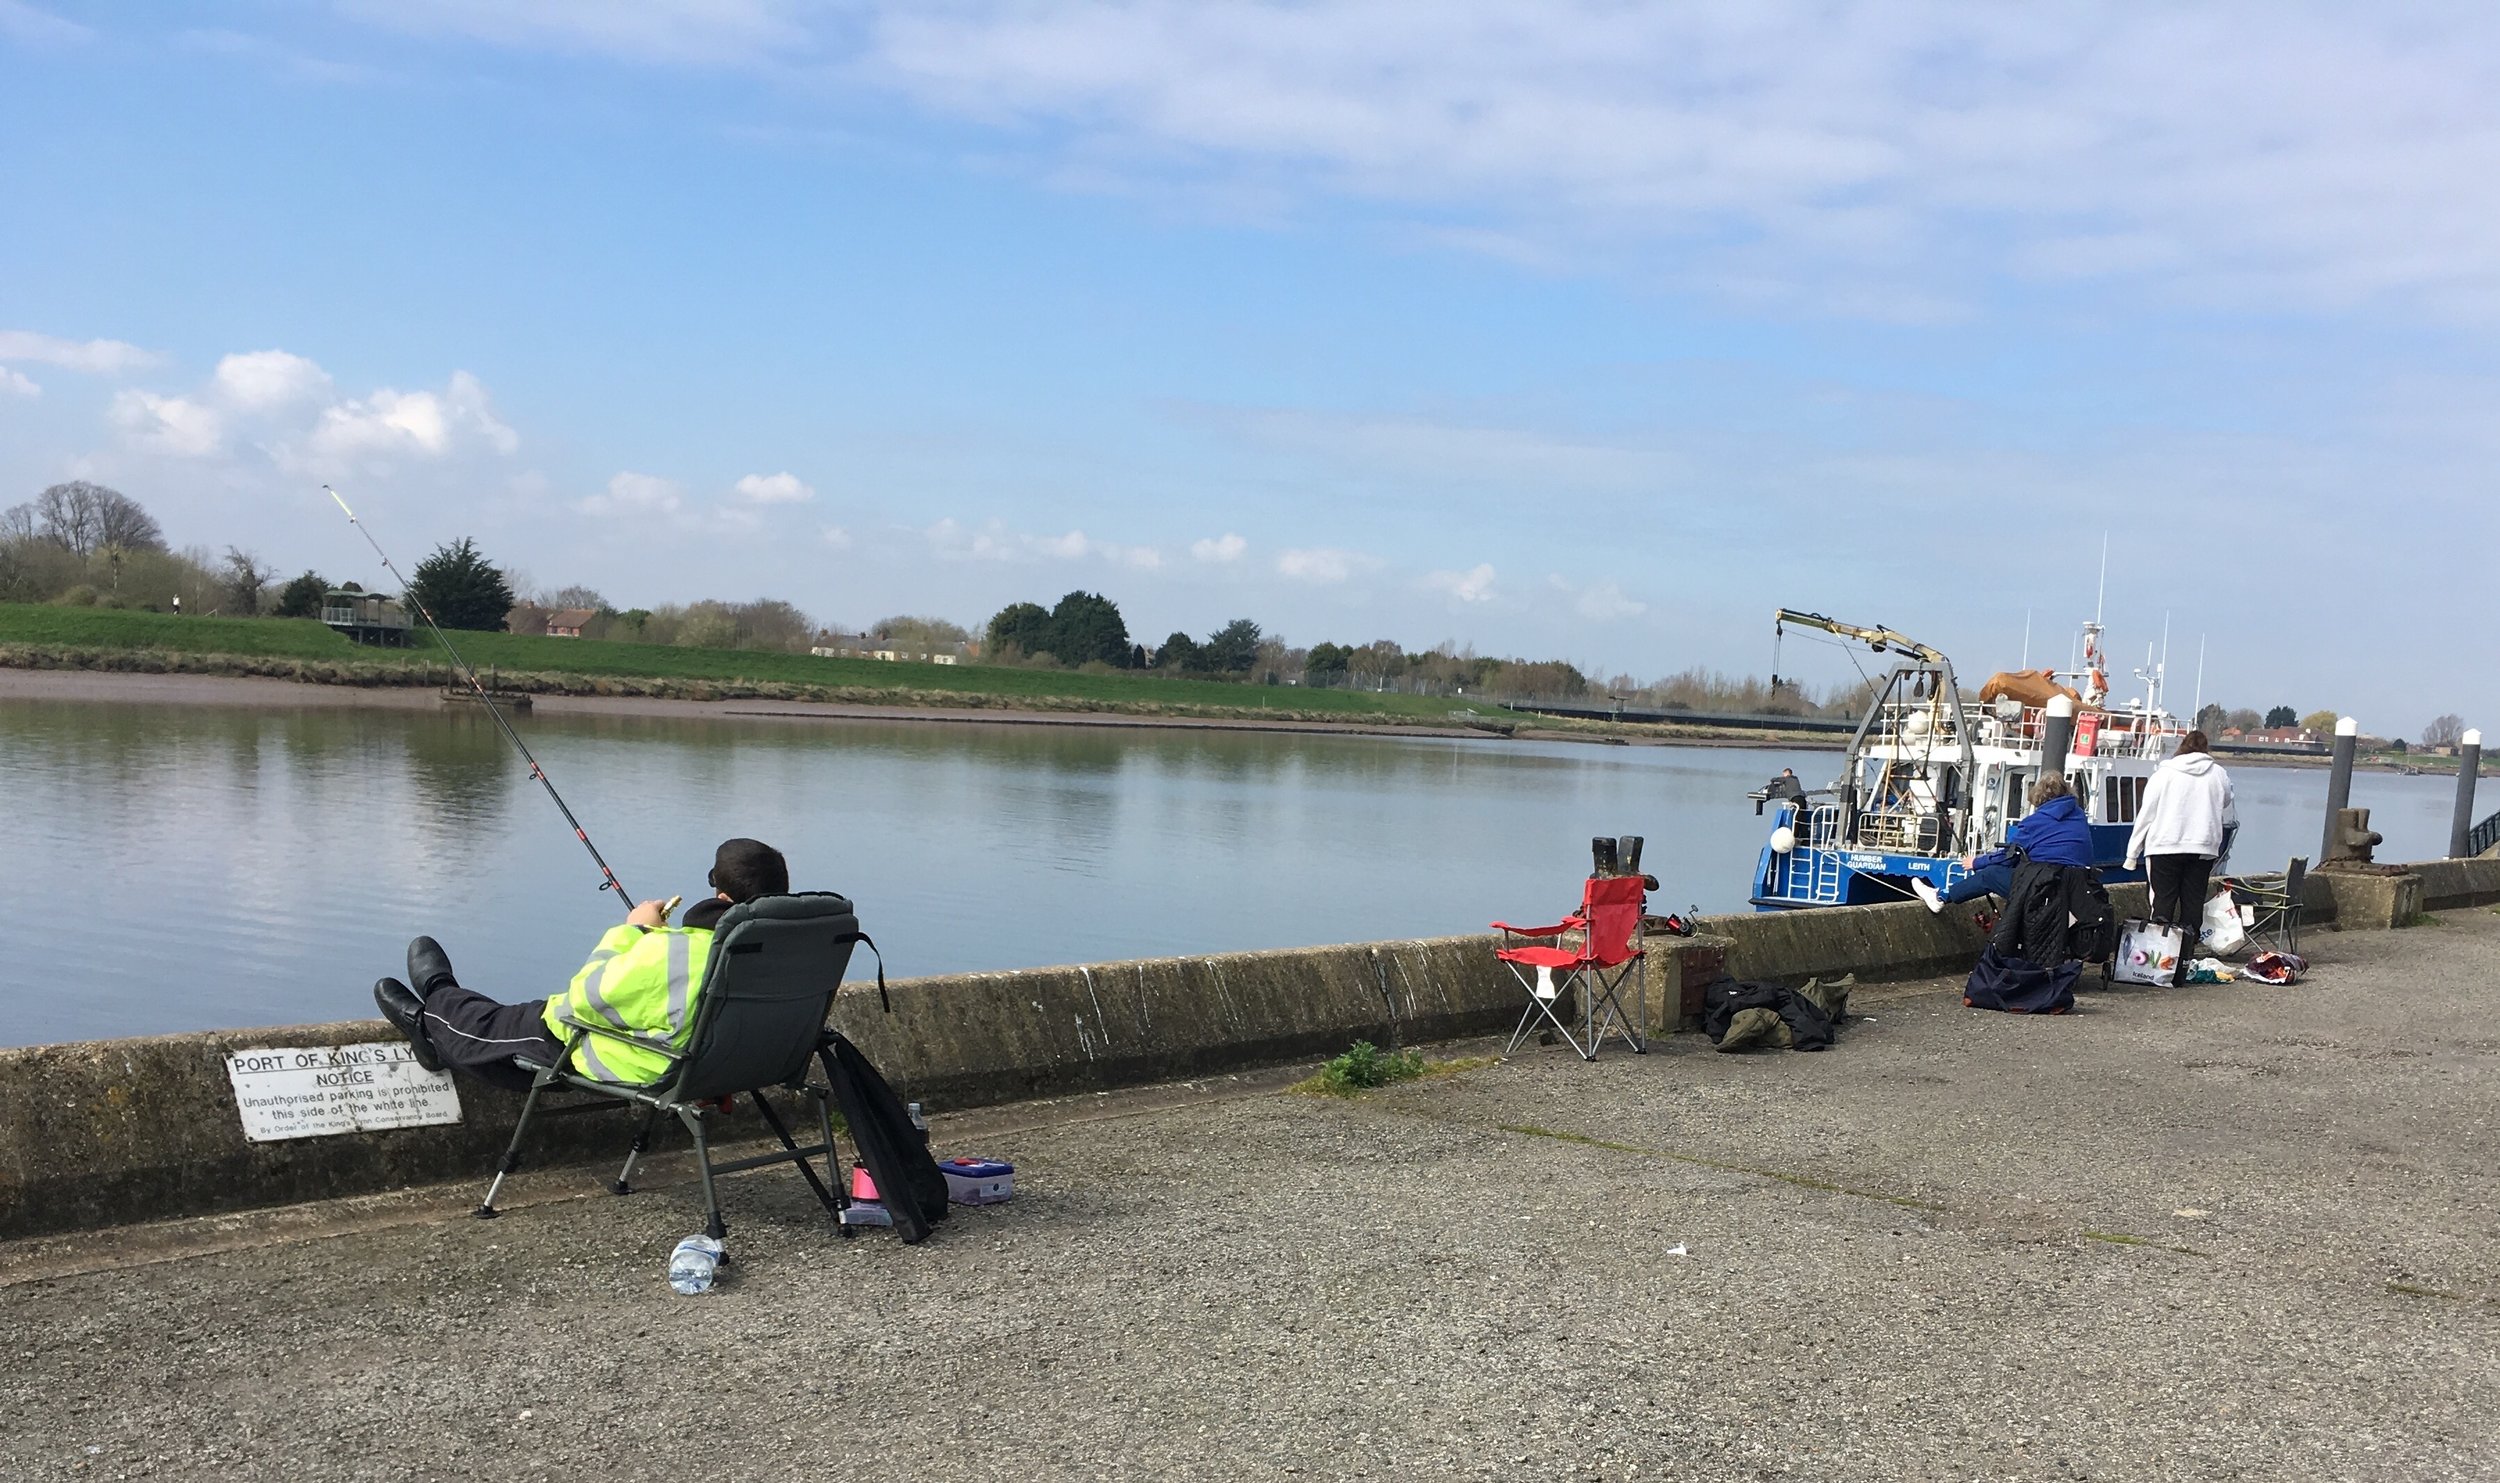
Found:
818,1031 -> 950,1244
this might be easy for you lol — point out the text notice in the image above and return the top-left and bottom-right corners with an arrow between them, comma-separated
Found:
226,1042 -> 463,1142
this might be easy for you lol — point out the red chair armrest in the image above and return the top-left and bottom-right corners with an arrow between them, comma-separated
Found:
1491,915 -> 1583,938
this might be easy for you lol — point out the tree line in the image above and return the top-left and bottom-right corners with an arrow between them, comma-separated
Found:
2,482 -> 2476,732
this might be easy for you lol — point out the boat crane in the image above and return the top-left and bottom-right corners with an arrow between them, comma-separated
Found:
1771,608 -> 1979,860
1748,606 -> 2179,910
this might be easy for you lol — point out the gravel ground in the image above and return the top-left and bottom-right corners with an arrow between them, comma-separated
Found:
6,911 -> 2498,1481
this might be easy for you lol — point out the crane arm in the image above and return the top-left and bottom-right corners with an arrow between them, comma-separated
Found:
1772,608 -> 1947,667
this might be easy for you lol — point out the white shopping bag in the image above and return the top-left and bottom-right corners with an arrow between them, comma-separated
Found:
2200,890 -> 2248,956
2113,919 -> 2186,985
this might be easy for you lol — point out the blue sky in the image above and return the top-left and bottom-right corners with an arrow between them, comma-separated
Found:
2,1 -> 2493,734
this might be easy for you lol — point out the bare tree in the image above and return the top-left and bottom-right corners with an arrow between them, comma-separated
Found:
2423,714 -> 2467,749
0,502 -> 35,543
221,547 -> 275,616
30,482 -> 165,556
546,584 -> 609,612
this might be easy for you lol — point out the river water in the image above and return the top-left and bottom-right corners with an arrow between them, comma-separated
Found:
1,697 -> 2469,1046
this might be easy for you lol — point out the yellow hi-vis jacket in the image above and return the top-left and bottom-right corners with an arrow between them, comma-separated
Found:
540,908 -> 721,1084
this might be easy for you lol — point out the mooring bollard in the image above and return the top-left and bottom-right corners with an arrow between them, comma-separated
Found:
2450,728 -> 2483,859
2320,716 -> 2359,863
2040,694 -> 2076,780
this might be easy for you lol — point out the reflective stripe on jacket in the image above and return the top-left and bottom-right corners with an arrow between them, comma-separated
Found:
541,922 -> 716,1084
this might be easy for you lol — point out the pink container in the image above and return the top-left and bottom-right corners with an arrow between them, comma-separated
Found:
849,1162 -> 880,1202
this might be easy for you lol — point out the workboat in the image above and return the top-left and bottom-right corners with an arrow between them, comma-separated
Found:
1748,609 -> 2178,910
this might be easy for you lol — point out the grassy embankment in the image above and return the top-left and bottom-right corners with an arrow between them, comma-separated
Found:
0,604 -> 1526,727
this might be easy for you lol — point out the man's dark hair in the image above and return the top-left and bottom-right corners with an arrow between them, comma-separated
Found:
709,838 -> 789,901
2179,729 -> 2211,755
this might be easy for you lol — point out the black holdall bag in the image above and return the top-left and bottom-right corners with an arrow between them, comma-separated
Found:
819,1031 -> 950,1244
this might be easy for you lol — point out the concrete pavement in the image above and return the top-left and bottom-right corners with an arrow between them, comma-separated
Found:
6,909 -> 2497,1481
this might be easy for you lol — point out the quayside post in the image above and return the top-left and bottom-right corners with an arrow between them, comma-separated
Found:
2451,729 -> 2484,859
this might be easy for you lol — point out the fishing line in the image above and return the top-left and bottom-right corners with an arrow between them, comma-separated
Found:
326,484 -> 635,909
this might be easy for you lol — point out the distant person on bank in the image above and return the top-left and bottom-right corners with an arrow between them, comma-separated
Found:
371,838 -> 789,1089
1914,774 -> 2094,914
2124,730 -> 2237,949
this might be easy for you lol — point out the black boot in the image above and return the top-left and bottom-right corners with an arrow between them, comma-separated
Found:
407,936 -> 457,998
373,977 -> 444,1073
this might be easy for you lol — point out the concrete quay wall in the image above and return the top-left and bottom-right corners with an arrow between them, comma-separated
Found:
0,863 -> 2387,1243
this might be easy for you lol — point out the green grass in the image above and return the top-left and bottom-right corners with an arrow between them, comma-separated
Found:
0,604 -> 1519,724
1298,1040 -> 1428,1096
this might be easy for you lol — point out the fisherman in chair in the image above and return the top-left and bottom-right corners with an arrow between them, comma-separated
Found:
371,838 -> 788,1089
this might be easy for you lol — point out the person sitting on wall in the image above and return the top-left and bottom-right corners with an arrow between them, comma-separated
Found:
1913,775 -> 2092,914
370,838 -> 789,1090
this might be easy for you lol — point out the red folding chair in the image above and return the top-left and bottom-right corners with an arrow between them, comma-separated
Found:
1492,875 -> 1649,1060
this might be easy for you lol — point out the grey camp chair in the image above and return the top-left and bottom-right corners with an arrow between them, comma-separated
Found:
2229,857 -> 2306,957
476,892 -> 875,1240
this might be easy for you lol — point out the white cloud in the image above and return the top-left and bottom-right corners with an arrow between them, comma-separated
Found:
927,516 -> 1160,568
357,2 -> 2500,326
1208,408 -> 1677,490
305,370 -> 518,465
733,470 -> 815,503
0,2 -> 91,47
213,350 -> 333,410
1190,532 -> 1247,563
345,0 -> 807,66
0,367 -> 37,397
822,525 -> 854,549
1573,581 -> 1648,622
1424,563 -> 1498,604
0,329 -> 160,375
110,390 -> 225,457
1276,546 -> 1379,585
579,471 -> 684,517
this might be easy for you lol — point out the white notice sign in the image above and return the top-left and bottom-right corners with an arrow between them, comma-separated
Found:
226,1042 -> 464,1143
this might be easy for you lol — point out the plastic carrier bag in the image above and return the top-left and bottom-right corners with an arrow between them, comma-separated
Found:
2200,889 -> 2249,956
2112,919 -> 2185,986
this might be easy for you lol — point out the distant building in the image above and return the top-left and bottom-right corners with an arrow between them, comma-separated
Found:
809,632 -> 971,665
320,589 -> 411,647
544,608 -> 598,639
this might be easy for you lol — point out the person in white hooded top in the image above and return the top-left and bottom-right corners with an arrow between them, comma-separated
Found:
2124,730 -> 2237,956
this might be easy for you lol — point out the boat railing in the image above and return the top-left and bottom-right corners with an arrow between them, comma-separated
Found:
1852,806 -> 1944,855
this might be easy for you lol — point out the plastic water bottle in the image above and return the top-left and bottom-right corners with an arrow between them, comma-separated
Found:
907,1101 -> 927,1132
667,1235 -> 724,1295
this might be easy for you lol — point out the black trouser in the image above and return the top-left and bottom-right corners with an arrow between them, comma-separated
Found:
420,980 -> 562,1092
2146,853 -> 2215,930
2147,854 -> 2217,986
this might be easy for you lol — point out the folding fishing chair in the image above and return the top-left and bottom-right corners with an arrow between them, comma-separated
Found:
477,892 -> 871,1239
2228,857 -> 2306,957
1492,875 -> 1649,1060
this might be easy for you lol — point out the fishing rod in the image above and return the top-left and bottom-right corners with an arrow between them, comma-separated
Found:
326,484 -> 641,912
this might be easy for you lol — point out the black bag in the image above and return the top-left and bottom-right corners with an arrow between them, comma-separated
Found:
818,1031 -> 949,1244
1963,946 -> 2079,1015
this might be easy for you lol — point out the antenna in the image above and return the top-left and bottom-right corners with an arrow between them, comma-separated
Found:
2095,534 -> 2108,626
2021,608 -> 2032,669
2193,634 -> 2206,719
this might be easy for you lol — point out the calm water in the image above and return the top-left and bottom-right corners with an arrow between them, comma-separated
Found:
0,698 -> 2469,1046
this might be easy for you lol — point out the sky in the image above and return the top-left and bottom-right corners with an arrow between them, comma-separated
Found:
1,1 -> 2494,735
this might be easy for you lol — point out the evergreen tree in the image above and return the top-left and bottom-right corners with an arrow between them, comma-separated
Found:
1200,618 -> 1262,674
406,537 -> 515,631
1157,631 -> 1201,671
2264,705 -> 2297,729
1046,590 -> 1133,667
984,601 -> 1054,659
273,570 -> 329,619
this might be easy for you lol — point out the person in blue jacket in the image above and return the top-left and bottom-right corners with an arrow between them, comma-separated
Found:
1913,773 -> 2093,912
